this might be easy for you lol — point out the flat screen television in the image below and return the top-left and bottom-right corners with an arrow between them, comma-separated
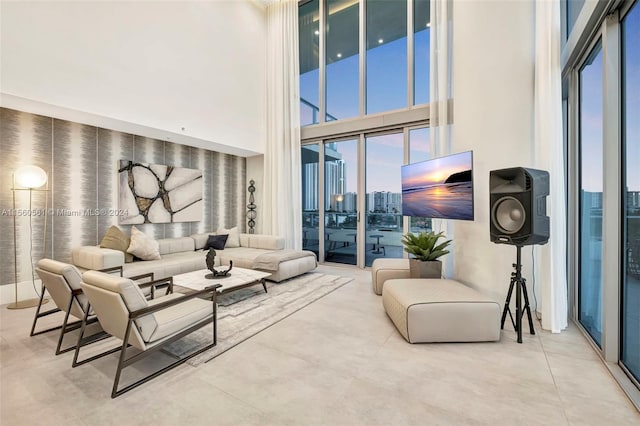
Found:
401,151 -> 474,221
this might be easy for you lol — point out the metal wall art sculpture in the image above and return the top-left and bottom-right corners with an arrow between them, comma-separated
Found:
247,179 -> 256,234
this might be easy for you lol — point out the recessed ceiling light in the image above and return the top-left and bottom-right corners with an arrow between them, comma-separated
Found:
314,30 -> 319,35
337,53 -> 342,58
378,38 -> 383,44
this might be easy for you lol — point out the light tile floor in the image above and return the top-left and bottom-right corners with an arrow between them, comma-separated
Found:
1,265 -> 638,425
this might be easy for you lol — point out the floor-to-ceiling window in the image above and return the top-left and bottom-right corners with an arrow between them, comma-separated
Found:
565,0 -> 640,403
413,0 -> 430,105
299,0 -> 431,267
366,0 -> 407,114
299,0 -> 320,126
578,41 -> 604,346
621,0 -> 640,384
326,0 -> 359,120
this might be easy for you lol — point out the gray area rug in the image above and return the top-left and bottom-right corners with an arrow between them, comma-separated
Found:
163,272 -> 353,366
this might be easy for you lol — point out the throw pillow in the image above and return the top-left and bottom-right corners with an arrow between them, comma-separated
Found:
100,225 -> 134,263
204,234 -> 228,250
127,226 -> 161,261
217,226 -> 240,248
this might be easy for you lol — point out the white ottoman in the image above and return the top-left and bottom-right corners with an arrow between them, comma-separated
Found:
371,258 -> 410,295
382,279 -> 501,343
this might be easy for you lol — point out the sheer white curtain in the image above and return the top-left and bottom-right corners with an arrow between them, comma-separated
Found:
429,0 -> 454,275
263,0 -> 302,249
534,0 -> 568,333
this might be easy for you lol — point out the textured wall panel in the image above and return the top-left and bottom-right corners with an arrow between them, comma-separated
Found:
1,107 -> 246,288
165,142 -> 193,238
235,156 -> 247,233
190,147 -> 214,235
212,151 -> 225,230
97,129 -> 134,240
0,109 -> 52,285
52,120 -> 98,263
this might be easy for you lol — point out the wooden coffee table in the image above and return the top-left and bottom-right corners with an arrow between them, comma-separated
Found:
172,267 -> 271,295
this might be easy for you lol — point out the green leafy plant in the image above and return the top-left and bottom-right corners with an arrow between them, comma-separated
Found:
401,231 -> 452,261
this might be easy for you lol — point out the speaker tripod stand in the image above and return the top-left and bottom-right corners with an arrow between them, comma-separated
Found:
500,245 -> 535,343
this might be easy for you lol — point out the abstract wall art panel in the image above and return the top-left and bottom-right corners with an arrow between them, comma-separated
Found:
119,160 -> 203,224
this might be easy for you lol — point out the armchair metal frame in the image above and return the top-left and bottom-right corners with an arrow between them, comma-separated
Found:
69,275 -> 173,366
30,266 -> 123,339
73,283 -> 221,398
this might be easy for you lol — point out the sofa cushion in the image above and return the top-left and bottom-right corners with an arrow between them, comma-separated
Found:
127,226 -> 161,261
218,247 -> 272,269
123,251 -> 211,280
100,225 -> 133,263
204,234 -> 228,250
190,232 -> 214,250
217,226 -> 240,248
244,234 -> 285,250
157,237 -> 195,255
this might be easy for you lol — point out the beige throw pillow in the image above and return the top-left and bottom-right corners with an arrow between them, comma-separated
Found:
100,225 -> 134,263
217,226 -> 240,248
127,226 -> 161,260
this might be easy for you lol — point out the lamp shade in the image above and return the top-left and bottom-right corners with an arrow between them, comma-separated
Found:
14,165 -> 48,189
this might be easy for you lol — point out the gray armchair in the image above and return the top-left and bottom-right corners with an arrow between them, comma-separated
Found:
75,270 -> 220,398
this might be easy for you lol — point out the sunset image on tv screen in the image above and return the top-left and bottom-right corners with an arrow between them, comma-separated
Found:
401,151 -> 474,220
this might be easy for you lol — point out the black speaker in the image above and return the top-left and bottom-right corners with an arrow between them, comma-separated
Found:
489,167 -> 550,246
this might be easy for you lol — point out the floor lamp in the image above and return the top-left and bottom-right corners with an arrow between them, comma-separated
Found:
8,165 -> 50,310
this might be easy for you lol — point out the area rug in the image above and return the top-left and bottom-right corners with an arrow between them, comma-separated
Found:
163,272 -> 353,366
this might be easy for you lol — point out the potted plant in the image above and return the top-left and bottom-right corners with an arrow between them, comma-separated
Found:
401,231 -> 452,279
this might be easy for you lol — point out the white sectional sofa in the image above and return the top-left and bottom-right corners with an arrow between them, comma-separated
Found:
71,233 -> 317,283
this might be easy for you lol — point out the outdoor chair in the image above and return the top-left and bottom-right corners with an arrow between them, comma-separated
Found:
75,270 -> 220,398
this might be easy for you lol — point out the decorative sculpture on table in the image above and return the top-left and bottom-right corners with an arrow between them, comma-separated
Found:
247,179 -> 256,234
205,248 -> 232,279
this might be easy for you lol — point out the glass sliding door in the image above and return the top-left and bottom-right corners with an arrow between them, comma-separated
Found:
578,41 -> 604,346
301,144 -> 320,255
365,132 -> 404,267
621,1 -> 640,383
324,139 -> 358,265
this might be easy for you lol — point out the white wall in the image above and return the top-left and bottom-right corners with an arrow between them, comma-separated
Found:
0,0 -> 267,157
451,0 -> 537,306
